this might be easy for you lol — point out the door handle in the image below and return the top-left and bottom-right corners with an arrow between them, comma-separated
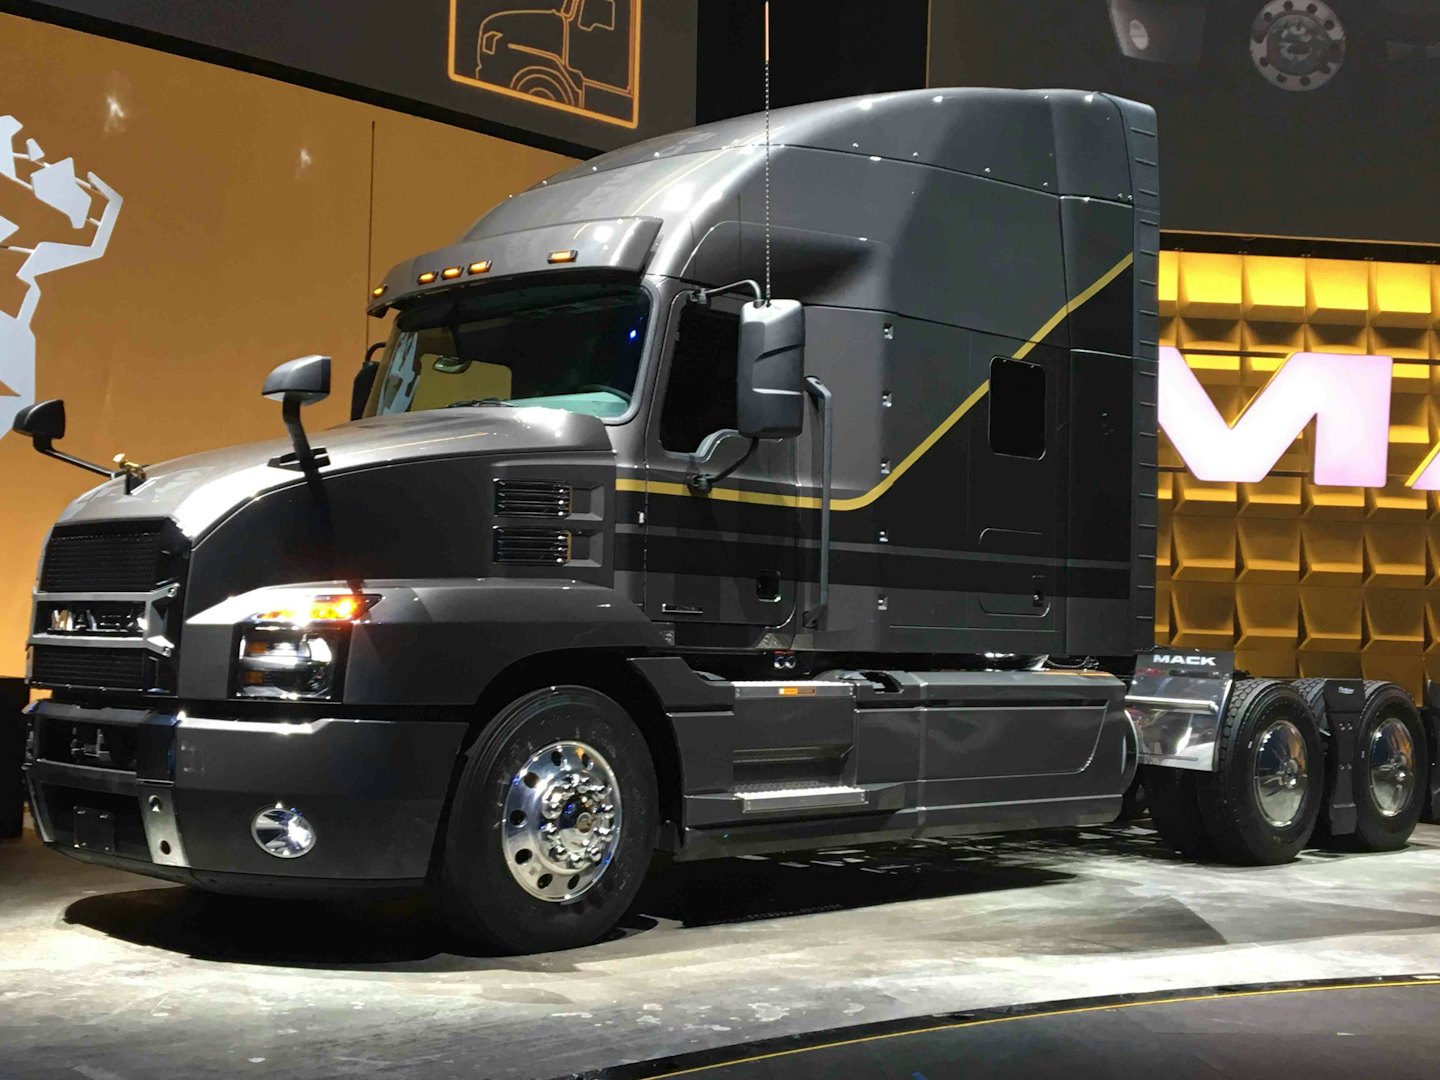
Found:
661,603 -> 704,616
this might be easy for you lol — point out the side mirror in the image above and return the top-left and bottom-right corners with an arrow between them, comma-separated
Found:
736,300 -> 805,439
12,398 -> 66,448
350,342 -> 385,421
262,354 -> 331,406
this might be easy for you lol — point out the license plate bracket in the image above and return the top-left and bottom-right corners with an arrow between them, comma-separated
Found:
73,806 -> 115,853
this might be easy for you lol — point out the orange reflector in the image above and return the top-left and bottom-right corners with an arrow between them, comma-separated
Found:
441,266 -> 462,280
417,271 -> 438,285
468,260 -> 492,275
778,686 -> 816,696
548,249 -> 578,264
371,285 -> 386,298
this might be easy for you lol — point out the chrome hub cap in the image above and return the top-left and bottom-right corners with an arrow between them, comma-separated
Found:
502,740 -> 622,903
1253,719 -> 1308,828
1367,718 -> 1416,818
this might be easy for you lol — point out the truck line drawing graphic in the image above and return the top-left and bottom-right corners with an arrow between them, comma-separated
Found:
448,0 -> 641,128
0,116 -> 122,438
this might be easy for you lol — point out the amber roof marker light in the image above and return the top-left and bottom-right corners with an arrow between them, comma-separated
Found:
417,270 -> 438,285
371,285 -> 386,298
468,260 -> 492,275
548,249 -> 578,264
441,266 -> 463,280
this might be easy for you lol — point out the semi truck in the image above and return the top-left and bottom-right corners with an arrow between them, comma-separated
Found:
13,89 -> 1438,954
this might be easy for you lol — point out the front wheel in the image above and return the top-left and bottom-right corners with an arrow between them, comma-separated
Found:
439,686 -> 657,953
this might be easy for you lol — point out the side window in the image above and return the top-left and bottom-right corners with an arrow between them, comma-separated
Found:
659,305 -> 739,453
988,356 -> 1046,459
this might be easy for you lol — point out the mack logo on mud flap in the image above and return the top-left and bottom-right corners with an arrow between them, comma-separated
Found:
1151,654 -> 1218,666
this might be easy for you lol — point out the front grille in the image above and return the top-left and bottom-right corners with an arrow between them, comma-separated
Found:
31,645 -> 151,691
495,480 -> 572,518
40,523 -> 169,592
493,528 -> 571,565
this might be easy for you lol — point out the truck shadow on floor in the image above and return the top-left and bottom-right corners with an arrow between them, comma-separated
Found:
59,832 -> 1086,971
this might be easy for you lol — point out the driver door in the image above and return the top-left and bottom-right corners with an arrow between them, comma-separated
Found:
642,293 -> 800,637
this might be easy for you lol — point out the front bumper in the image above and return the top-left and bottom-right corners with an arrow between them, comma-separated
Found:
25,700 -> 466,895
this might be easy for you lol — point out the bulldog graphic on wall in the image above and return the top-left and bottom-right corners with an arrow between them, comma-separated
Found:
0,115 -> 123,438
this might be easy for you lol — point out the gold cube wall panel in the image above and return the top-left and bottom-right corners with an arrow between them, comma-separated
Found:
1157,250 -> 1440,698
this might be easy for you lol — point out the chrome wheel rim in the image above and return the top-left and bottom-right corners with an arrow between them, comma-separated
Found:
1253,719 -> 1308,828
502,740 -> 622,903
1367,718 -> 1416,819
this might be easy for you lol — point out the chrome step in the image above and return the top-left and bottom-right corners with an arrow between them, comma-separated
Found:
734,784 -> 869,815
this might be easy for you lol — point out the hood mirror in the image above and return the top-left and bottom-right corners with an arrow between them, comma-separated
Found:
263,354 -> 332,472
11,398 -> 115,481
736,299 -> 805,440
12,398 -> 66,446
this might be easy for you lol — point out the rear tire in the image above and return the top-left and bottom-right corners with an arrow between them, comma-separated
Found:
1348,682 -> 1427,852
1141,764 -> 1212,857
1196,679 -> 1323,865
439,685 -> 657,954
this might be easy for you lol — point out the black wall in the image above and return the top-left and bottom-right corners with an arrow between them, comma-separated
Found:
697,0 -> 929,123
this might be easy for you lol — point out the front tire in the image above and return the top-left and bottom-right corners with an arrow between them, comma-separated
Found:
440,686 -> 657,954
1197,679 -> 1324,865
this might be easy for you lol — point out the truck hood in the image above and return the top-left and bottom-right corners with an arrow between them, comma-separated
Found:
56,406 -> 612,538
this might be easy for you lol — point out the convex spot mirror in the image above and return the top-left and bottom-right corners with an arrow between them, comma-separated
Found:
263,354 -> 331,406
736,299 -> 805,440
11,398 -> 66,446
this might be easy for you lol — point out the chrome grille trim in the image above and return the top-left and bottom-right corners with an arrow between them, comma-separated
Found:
493,527 -> 572,565
494,479 -> 572,518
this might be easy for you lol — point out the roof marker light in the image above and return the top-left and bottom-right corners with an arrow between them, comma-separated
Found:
468,260 -> 492,275
371,285 -> 386,298
441,266 -> 462,280
417,270 -> 437,284
548,249 -> 578,264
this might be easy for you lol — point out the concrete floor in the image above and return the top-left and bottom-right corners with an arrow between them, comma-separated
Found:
3,819 -> 1440,1079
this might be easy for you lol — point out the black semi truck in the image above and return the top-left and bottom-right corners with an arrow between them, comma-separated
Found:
13,90 -> 1437,953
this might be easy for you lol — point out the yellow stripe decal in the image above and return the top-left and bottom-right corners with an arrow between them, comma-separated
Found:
639,979 -> 1440,1079
618,251 -> 1135,510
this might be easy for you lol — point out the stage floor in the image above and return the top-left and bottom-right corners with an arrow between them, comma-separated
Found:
3,820 -> 1440,1079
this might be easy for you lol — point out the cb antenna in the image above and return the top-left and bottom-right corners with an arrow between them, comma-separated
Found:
763,0 -> 772,306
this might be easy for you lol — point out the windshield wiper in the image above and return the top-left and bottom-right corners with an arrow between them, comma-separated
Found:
445,398 -> 515,408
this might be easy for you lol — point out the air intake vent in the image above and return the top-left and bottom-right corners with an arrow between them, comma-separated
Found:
495,480 -> 572,518
493,528 -> 571,565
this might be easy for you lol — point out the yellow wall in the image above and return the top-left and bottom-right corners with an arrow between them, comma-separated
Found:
0,15 -> 572,676
1157,250 -> 1440,697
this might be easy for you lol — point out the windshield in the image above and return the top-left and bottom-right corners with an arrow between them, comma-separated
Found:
364,282 -> 650,420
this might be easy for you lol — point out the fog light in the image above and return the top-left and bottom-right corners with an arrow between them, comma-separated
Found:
252,805 -> 317,859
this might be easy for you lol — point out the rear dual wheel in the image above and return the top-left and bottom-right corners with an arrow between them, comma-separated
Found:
1145,679 -> 1323,865
439,686 -> 657,954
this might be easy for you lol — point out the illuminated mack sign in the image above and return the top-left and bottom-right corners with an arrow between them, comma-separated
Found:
1158,346 -> 1440,490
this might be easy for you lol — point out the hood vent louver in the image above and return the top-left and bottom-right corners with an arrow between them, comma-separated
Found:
493,528 -> 572,566
494,480 -> 572,518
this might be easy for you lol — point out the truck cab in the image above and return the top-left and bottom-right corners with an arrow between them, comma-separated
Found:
16,89 -> 1239,953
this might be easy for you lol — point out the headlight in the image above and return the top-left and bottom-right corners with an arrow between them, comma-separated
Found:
233,594 -> 377,701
